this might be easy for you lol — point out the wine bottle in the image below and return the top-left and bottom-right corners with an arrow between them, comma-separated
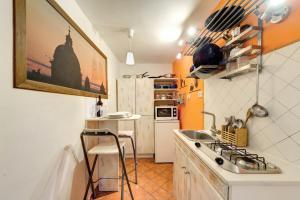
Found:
96,95 -> 103,117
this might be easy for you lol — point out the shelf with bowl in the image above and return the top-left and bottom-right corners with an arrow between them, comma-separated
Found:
154,88 -> 177,92
154,99 -> 177,101
187,65 -> 225,79
228,45 -> 261,62
225,26 -> 261,47
216,64 -> 258,80
153,78 -> 178,82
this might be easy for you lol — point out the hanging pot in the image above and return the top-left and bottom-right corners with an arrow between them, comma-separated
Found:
193,43 -> 223,67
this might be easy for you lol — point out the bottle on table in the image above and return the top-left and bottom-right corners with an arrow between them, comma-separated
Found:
96,95 -> 103,117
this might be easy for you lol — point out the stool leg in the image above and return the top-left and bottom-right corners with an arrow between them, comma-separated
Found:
113,136 -> 134,200
121,146 -> 125,200
81,134 -> 98,199
129,137 -> 137,184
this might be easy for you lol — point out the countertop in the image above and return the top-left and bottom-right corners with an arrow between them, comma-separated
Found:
86,114 -> 141,121
174,129 -> 300,186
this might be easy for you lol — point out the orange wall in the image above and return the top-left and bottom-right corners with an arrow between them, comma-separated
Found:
173,0 -> 300,130
173,56 -> 204,130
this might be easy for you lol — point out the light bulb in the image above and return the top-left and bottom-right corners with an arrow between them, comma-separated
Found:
126,51 -> 135,65
176,53 -> 182,60
178,40 -> 184,46
187,26 -> 197,36
268,0 -> 286,7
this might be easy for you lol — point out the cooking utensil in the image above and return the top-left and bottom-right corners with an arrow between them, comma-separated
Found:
193,43 -> 223,67
249,19 -> 268,118
205,6 -> 245,32
244,108 -> 253,127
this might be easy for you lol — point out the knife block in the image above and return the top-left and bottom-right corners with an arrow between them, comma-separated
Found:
221,125 -> 248,147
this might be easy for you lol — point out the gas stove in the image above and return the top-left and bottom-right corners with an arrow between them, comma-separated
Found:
194,141 -> 281,174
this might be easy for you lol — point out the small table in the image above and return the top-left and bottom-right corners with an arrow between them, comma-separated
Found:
85,114 -> 141,191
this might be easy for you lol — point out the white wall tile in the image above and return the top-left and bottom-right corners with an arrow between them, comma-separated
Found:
204,42 -> 300,165
276,41 -> 300,58
261,122 -> 287,144
276,138 -> 300,162
276,111 -> 300,136
291,131 -> 300,145
274,59 -> 300,84
275,85 -> 300,109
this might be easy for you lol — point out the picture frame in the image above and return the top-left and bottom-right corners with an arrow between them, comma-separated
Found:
13,0 -> 108,98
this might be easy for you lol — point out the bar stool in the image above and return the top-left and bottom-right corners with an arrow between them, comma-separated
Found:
80,129 -> 134,200
118,130 -> 138,184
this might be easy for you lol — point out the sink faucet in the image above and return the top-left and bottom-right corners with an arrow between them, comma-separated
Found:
202,111 -> 218,136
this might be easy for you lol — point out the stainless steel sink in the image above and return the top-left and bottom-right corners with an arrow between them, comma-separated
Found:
179,130 -> 215,141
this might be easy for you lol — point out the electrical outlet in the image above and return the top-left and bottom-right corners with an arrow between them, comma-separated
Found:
198,91 -> 203,98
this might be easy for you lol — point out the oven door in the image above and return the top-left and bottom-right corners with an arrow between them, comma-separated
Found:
155,107 -> 174,120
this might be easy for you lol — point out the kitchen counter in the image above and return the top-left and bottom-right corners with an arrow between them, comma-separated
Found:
174,129 -> 300,186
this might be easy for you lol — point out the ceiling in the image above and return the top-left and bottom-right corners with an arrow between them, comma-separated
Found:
75,0 -> 218,64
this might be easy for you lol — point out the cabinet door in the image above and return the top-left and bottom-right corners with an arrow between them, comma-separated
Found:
136,116 -> 154,154
117,79 -> 135,114
187,159 -> 224,200
135,79 -> 154,115
174,144 -> 188,200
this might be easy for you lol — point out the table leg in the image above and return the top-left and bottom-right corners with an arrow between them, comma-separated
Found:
134,120 -> 138,184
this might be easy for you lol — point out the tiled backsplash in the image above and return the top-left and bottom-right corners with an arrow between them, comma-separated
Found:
204,41 -> 300,166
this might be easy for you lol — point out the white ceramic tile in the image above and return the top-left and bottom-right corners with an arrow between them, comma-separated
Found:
263,53 -> 288,74
261,122 -> 287,144
263,146 -> 285,161
276,111 -> 300,136
293,159 -> 300,166
291,132 -> 300,145
276,41 -> 300,58
290,104 -> 300,120
276,138 -> 300,162
290,75 -> 300,90
290,45 -> 300,63
275,85 -> 300,109
274,59 -> 300,84
265,99 -> 288,120
261,75 -> 288,96
252,132 -> 273,150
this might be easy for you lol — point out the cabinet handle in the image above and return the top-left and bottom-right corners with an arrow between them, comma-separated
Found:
181,166 -> 186,169
184,171 -> 190,175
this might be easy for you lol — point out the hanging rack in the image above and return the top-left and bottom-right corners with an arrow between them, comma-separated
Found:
183,0 -> 266,56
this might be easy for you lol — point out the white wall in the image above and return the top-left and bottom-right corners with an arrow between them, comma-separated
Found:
119,63 -> 172,78
0,0 -> 120,199
204,42 -> 300,166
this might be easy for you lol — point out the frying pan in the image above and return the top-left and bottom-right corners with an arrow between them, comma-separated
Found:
205,6 -> 245,32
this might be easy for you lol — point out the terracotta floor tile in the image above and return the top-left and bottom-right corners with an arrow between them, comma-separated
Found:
96,158 -> 173,200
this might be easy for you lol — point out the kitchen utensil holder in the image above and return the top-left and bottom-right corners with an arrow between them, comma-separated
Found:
221,125 -> 248,147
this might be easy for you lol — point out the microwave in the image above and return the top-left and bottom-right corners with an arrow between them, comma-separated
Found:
155,106 -> 178,120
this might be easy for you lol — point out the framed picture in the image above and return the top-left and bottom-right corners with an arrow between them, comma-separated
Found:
13,0 -> 108,98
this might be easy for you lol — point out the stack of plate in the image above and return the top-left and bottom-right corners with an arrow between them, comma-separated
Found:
105,112 -> 132,119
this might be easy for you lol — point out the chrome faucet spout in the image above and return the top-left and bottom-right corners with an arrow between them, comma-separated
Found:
202,111 -> 217,135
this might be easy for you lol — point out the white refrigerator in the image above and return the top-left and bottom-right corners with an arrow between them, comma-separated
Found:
155,120 -> 179,163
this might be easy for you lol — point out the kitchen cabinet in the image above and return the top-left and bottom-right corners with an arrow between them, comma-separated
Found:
117,78 -> 136,113
117,78 -> 155,155
136,116 -> 154,154
135,78 -> 154,115
174,137 -> 228,200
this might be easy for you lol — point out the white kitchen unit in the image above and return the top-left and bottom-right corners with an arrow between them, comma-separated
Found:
155,120 -> 179,163
117,78 -> 154,156
173,130 -> 300,200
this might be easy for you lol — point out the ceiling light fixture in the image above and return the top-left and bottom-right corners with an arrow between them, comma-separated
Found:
178,39 -> 184,46
126,28 -> 135,65
187,26 -> 197,36
176,53 -> 182,60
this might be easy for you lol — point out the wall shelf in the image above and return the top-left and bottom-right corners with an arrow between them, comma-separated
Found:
154,99 -> 177,101
225,26 -> 261,47
216,64 -> 258,80
228,45 -> 261,62
154,89 -> 177,92
153,78 -> 178,82
187,65 -> 225,79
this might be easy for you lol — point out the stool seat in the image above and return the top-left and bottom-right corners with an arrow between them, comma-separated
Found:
88,141 -> 126,155
118,130 -> 134,137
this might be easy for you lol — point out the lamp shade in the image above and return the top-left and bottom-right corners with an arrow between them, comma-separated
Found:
126,51 -> 135,65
